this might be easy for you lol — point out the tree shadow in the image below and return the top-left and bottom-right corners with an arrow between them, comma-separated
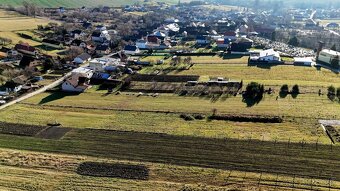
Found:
39,91 -> 80,105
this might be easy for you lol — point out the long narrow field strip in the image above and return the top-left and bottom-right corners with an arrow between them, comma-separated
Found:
0,105 -> 329,143
170,64 -> 340,87
18,92 -> 340,119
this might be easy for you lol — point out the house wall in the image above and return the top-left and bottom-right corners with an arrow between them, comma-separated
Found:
62,81 -> 85,92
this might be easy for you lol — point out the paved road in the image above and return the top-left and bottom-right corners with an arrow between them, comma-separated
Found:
0,71 -> 72,110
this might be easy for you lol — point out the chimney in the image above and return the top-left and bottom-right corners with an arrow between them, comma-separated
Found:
316,41 -> 324,61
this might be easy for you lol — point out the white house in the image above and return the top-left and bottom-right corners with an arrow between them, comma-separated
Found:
89,58 -> 120,72
62,67 -> 93,92
91,30 -> 111,43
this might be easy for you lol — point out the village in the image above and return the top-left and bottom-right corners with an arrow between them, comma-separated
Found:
0,1 -> 339,103
0,1 -> 339,190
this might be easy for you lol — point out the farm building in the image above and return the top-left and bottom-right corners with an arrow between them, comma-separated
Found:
62,67 -> 93,92
294,57 -> 314,66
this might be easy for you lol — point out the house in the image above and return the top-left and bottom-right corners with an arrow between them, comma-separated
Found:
62,67 -> 93,92
14,43 -> 38,56
123,45 -> 140,55
147,35 -> 160,44
71,39 -> 87,48
42,39 -> 63,49
82,21 -> 92,29
91,30 -> 111,43
73,53 -> 91,64
89,58 -> 120,72
216,38 -> 231,48
224,31 -> 237,41
230,38 -> 253,52
95,25 -> 107,31
196,36 -> 210,45
7,75 -> 29,92
136,39 -> 147,49
250,49 -> 281,62
71,29 -> 86,39
95,44 -> 111,55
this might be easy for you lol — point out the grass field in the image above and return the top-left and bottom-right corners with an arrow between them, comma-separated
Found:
0,9 -> 51,46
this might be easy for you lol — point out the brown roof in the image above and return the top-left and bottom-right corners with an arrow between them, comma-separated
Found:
12,75 -> 28,85
15,43 -> 36,52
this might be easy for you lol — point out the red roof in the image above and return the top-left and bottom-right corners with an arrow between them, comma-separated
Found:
147,36 -> 159,43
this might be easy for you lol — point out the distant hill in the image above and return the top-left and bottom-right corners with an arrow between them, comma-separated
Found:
0,0 -> 182,8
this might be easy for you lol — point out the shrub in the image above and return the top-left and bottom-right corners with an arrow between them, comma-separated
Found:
337,87 -> 340,100
180,114 -> 194,121
193,114 -> 205,120
328,85 -> 336,101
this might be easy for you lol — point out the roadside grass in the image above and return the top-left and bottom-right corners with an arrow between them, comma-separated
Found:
170,63 -> 340,87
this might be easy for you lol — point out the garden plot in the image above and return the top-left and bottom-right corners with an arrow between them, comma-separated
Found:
77,162 -> 149,180
0,122 -> 47,136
